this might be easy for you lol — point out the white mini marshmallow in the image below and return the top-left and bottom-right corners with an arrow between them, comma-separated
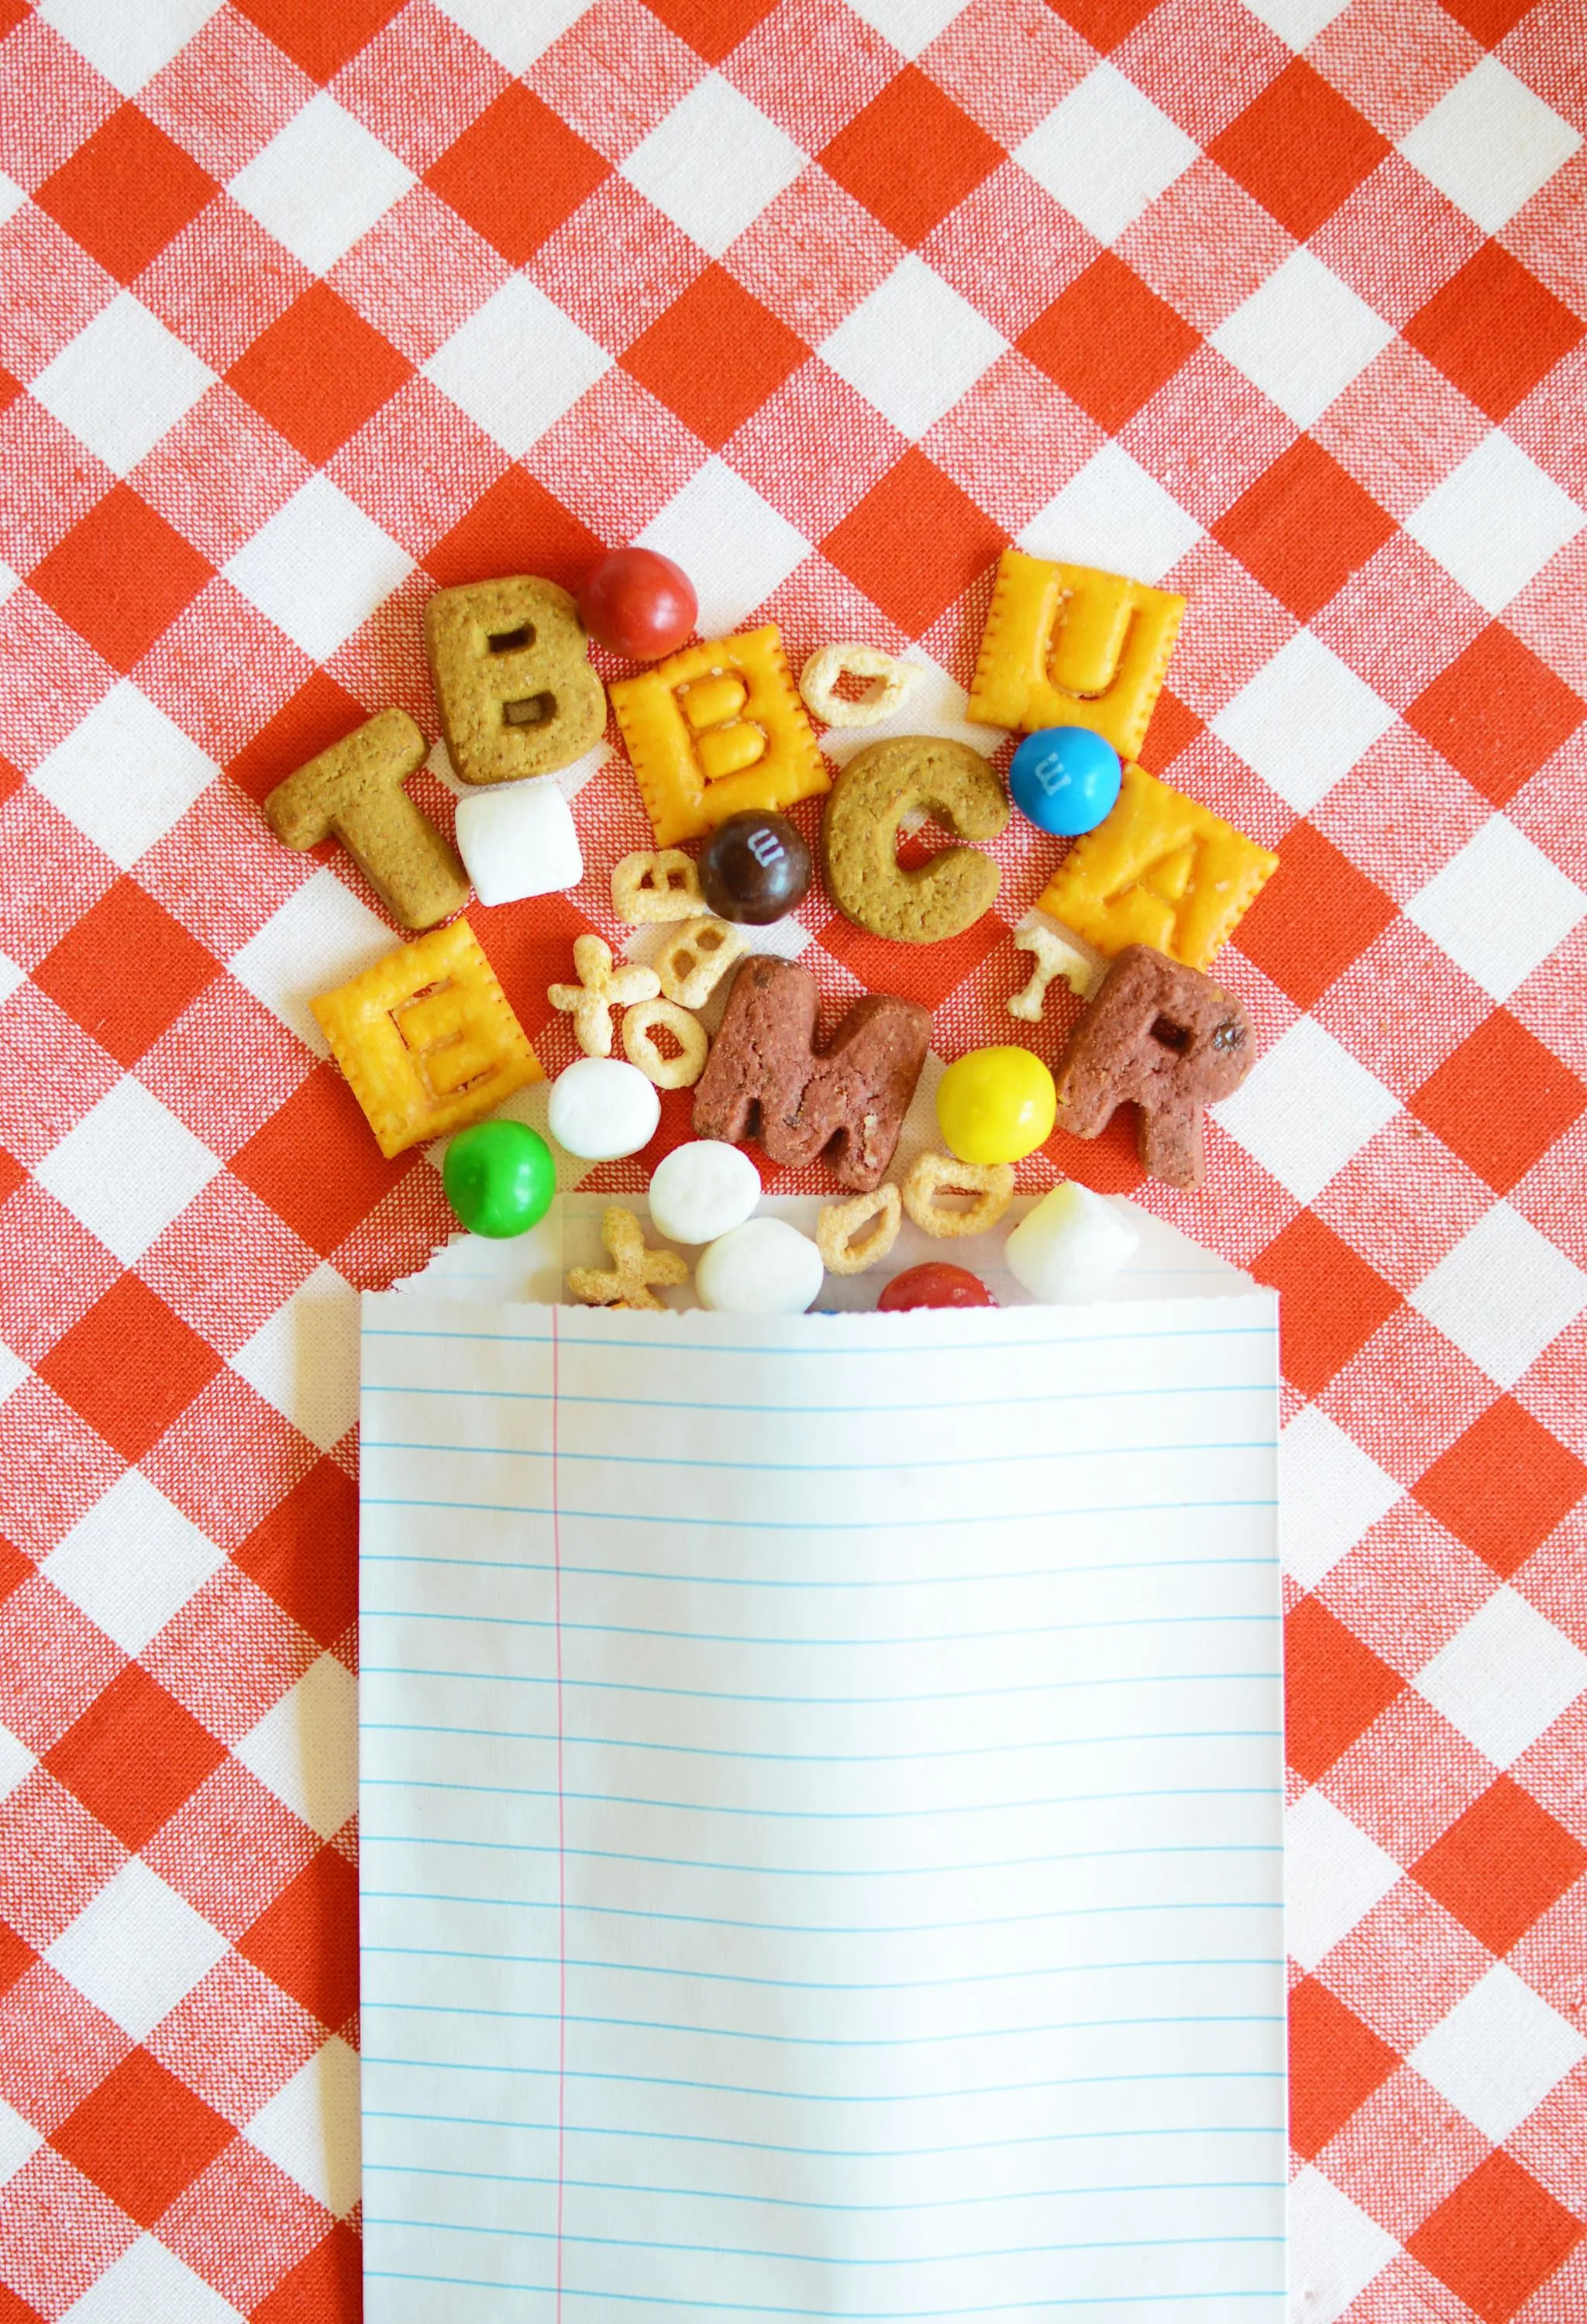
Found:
696,1217 -> 824,1315
547,1057 -> 660,1161
454,777 -> 584,906
648,1140 -> 761,1246
1003,1181 -> 1140,1303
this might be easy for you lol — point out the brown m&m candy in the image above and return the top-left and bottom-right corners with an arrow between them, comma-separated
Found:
697,810 -> 812,924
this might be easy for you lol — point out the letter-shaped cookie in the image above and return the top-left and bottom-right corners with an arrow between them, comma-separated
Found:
263,708 -> 470,931
424,576 -> 605,786
820,737 -> 1009,944
1054,944 -> 1255,1191
693,956 -> 931,1192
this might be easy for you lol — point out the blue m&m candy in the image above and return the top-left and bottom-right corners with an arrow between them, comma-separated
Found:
1008,726 -> 1122,837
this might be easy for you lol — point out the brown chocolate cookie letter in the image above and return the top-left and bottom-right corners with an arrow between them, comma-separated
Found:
1054,944 -> 1255,1190
694,956 -> 931,1191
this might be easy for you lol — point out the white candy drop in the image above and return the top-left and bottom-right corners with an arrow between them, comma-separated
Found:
648,1140 -> 761,1246
1003,1181 -> 1140,1303
454,777 -> 584,906
696,1217 -> 824,1315
547,1057 -> 660,1161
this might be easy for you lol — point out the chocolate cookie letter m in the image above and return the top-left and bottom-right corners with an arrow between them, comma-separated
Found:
1055,944 -> 1255,1190
694,957 -> 931,1192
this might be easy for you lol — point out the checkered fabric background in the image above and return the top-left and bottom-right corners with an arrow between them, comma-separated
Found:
0,0 -> 1584,2315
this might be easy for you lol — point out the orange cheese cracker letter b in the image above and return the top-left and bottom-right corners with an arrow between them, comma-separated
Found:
968,551 -> 1185,761
425,576 -> 605,786
1038,761 -> 1278,972
610,625 -> 828,847
263,708 -> 470,932
312,917 -> 542,1158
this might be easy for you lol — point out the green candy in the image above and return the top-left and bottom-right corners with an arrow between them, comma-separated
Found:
442,1121 -> 556,1239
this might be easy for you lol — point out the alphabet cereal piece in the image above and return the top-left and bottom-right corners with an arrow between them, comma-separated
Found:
425,576 -> 605,786
264,708 -> 470,932
1038,760 -> 1278,971
1055,944 -> 1255,1190
1008,923 -> 1095,1023
611,849 -> 704,924
816,1184 -> 902,1275
821,736 -> 1008,945
567,1205 -> 690,1312
694,956 -> 931,1193
610,624 -> 828,847
312,917 -> 542,1160
799,644 -> 920,728
656,915 -> 749,1010
900,1151 -> 1015,1239
967,551 -> 1184,761
548,934 -> 660,1058
622,998 -> 709,1090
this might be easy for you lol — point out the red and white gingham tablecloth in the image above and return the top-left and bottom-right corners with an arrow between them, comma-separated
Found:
0,0 -> 1585,2316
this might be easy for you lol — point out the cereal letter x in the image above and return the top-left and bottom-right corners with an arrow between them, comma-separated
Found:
568,1207 -> 690,1312
549,934 -> 660,1057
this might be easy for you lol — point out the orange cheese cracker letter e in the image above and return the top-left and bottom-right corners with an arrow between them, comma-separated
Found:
694,957 -> 931,1192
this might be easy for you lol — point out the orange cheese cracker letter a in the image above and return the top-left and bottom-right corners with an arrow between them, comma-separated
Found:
1039,760 -> 1278,972
968,550 -> 1185,761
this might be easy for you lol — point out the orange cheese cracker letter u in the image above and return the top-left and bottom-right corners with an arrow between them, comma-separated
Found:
312,918 -> 542,1158
968,550 -> 1185,761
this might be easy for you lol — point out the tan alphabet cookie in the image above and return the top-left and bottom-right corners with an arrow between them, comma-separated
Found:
425,576 -> 605,786
821,736 -> 1008,945
264,708 -> 470,932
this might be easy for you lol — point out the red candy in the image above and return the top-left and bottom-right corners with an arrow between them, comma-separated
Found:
878,1263 -> 997,1312
579,548 -> 697,662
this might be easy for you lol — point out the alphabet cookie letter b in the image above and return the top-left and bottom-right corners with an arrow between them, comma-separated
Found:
425,576 -> 606,786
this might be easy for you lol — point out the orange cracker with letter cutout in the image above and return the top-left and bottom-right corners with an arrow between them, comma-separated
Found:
967,550 -> 1185,761
1038,761 -> 1278,972
312,917 -> 542,1159
609,624 -> 828,847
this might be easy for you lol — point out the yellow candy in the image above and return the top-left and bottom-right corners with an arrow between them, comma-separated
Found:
935,1046 -> 1057,1167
